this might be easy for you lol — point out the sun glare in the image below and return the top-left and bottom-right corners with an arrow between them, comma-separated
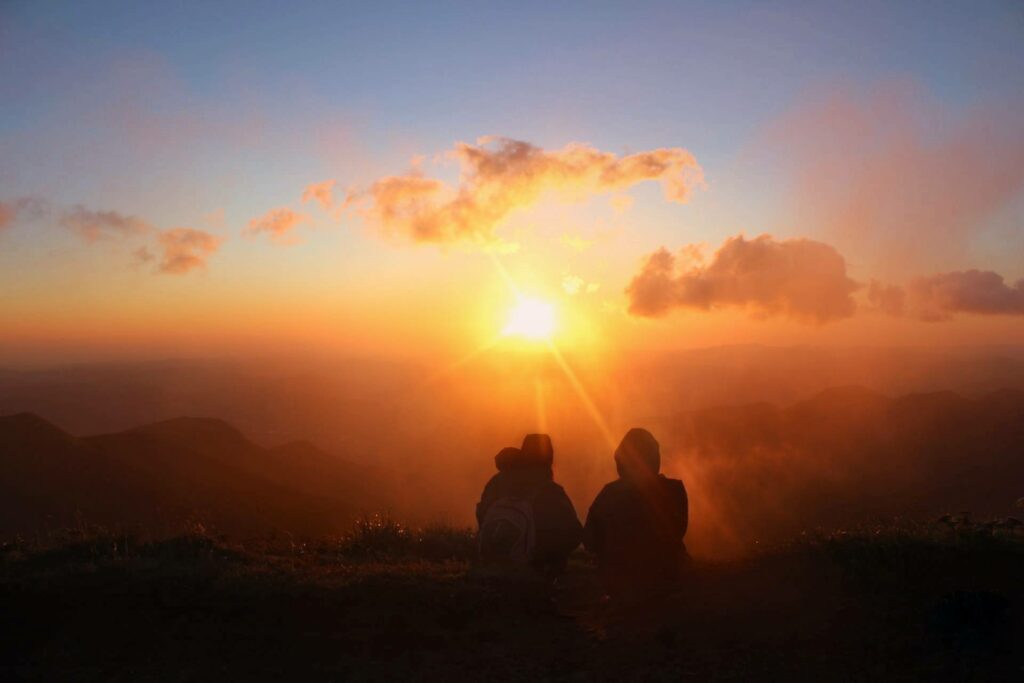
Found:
502,297 -> 556,340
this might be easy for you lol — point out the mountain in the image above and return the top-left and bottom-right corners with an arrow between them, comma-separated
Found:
0,414 -> 388,536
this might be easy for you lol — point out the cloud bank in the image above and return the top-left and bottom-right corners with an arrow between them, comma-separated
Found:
627,234 -> 860,324
871,270 -> 1024,321
347,137 -> 704,244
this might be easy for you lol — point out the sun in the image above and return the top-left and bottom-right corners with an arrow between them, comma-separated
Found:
502,297 -> 556,340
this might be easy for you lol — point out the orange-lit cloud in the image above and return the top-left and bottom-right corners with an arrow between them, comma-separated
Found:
866,280 -> 906,316
0,202 -> 13,231
132,246 -> 156,266
301,180 -> 338,211
872,270 -> 1024,321
244,207 -> 309,245
60,205 -> 153,242
770,84 -> 1024,271
627,234 -> 859,324
347,137 -> 704,245
0,197 -> 51,231
156,228 -> 222,274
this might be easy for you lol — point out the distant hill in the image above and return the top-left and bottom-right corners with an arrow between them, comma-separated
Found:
0,414 -> 389,536
3,386 -> 1023,554
655,387 -> 1024,555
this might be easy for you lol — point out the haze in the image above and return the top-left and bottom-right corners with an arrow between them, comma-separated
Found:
2,2 -> 1023,558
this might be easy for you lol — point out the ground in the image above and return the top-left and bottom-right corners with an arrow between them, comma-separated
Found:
1,517 -> 1021,681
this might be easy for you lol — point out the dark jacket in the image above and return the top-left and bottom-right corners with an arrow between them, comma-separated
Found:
583,474 -> 688,596
476,465 -> 582,574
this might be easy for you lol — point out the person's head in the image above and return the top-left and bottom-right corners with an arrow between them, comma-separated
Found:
520,433 -> 554,469
614,428 -> 660,481
494,447 -> 521,472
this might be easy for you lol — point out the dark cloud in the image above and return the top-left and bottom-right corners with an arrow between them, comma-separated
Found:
908,270 -> 1024,320
627,234 -> 860,324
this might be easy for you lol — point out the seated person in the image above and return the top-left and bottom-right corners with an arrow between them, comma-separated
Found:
476,434 -> 582,576
583,428 -> 688,600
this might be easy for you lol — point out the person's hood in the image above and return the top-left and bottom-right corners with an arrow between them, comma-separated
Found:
520,433 -> 554,469
614,427 -> 660,482
494,447 -> 521,472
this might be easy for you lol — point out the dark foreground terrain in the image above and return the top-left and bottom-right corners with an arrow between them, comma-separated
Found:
2,517 -> 1022,681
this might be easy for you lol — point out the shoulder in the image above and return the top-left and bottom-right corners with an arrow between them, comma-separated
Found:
481,472 -> 507,494
591,480 -> 626,506
537,480 -> 570,499
660,476 -> 688,499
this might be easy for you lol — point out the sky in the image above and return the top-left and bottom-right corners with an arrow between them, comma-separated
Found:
1,1 -> 1023,365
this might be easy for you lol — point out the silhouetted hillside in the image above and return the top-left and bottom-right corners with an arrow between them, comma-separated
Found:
0,414 -> 388,536
3,386 -> 1023,556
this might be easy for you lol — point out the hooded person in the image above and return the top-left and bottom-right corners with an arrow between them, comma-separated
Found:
583,428 -> 689,600
476,434 -> 582,576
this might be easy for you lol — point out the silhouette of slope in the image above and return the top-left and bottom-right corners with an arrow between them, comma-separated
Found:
0,414 -> 388,535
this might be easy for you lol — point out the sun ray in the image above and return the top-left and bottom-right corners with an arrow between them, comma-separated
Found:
545,340 -> 617,449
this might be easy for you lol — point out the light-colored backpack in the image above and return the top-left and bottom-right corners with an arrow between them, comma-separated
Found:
478,494 -> 537,565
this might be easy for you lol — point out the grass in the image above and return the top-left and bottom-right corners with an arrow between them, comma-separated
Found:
1,516 -> 1022,681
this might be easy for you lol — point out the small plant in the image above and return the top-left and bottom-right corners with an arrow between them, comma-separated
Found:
337,514 -> 476,561
339,514 -> 414,558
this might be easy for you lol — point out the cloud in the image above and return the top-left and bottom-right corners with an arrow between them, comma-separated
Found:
0,197 -> 51,231
0,202 -> 12,231
560,233 -> 594,252
156,228 -> 222,274
562,274 -> 600,296
60,205 -> 152,242
866,280 -> 906,316
627,234 -> 860,324
348,137 -> 704,245
301,180 -> 338,211
243,207 -> 309,245
131,246 -> 156,266
768,84 -> 1024,272
876,270 -> 1024,321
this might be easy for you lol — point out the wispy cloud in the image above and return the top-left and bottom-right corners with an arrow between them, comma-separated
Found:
60,205 -> 153,242
0,197 -> 52,231
301,179 -> 338,211
243,207 -> 310,245
156,228 -> 222,274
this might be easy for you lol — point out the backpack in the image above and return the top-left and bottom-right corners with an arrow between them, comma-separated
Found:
478,493 -> 537,565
